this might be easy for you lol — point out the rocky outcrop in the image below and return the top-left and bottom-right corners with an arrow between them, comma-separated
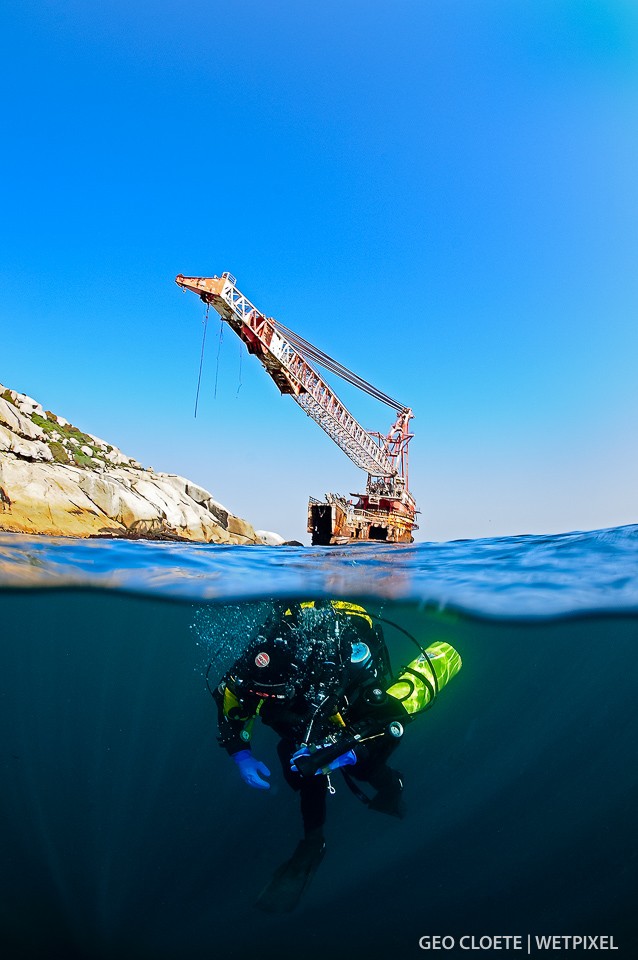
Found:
0,384 -> 266,544
255,530 -> 287,546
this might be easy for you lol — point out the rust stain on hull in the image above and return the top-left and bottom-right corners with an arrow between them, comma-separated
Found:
308,493 -> 417,545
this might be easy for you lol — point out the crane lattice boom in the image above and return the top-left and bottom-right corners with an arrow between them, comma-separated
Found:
175,272 -> 412,480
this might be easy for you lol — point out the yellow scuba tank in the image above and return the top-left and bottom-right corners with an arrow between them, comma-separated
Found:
386,641 -> 462,716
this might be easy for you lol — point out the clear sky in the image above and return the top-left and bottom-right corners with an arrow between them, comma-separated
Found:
2,0 -> 637,542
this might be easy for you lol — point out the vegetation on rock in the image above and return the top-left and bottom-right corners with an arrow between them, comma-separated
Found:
30,413 -> 128,470
49,441 -> 70,464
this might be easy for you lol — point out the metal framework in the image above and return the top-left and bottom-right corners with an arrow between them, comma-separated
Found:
175,272 -> 413,483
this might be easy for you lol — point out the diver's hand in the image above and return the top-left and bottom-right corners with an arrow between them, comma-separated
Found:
317,749 -> 357,774
232,749 -> 271,789
290,746 -> 312,773
291,746 -> 357,776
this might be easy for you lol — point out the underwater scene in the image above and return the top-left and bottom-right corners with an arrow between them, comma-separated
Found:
1,527 -> 637,960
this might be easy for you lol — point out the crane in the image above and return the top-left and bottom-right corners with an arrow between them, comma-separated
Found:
175,272 -> 418,544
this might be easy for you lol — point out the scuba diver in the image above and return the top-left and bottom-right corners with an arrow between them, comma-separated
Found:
213,599 -> 462,912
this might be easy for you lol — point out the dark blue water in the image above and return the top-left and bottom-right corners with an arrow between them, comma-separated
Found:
1,527 -> 637,959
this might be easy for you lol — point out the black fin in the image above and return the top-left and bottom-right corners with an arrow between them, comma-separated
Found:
255,835 -> 326,913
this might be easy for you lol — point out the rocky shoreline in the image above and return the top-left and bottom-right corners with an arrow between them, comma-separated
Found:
0,383 -> 281,545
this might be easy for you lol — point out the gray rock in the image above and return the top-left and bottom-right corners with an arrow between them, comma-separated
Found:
186,480 -> 216,504
78,473 -> 159,526
0,397 -> 47,441
0,425 -> 53,462
86,432 -> 109,448
255,530 -> 286,545
157,473 -> 215,506
203,497 -> 229,527
104,448 -> 131,466
13,392 -> 46,419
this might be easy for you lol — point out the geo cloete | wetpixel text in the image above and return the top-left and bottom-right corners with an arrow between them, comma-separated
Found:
418,935 -> 619,951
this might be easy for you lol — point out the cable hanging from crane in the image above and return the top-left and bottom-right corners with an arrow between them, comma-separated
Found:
271,319 -> 408,414
194,305 -> 209,418
213,316 -> 224,400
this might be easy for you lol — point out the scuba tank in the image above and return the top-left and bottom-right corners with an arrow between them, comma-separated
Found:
386,640 -> 462,715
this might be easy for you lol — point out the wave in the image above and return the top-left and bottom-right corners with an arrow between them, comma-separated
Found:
1,524 -> 638,620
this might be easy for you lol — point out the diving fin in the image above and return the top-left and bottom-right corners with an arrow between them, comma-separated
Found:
255,834 -> 326,913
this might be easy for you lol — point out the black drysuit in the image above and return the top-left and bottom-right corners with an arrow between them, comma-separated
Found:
213,601 -> 409,834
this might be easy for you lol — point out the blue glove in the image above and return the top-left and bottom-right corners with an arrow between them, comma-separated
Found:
232,749 -> 271,790
291,746 -> 357,776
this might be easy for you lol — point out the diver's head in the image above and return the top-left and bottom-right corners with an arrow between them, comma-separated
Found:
230,636 -> 301,701
230,604 -> 352,701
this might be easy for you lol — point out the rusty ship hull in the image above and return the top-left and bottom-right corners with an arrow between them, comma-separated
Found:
308,491 -> 418,545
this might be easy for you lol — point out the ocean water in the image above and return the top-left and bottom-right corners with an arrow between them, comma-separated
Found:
1,526 -> 637,960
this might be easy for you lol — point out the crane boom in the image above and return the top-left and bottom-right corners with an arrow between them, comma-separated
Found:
175,272 -> 407,477
175,271 -> 418,544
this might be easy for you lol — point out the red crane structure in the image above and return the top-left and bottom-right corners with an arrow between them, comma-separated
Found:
175,272 -> 418,544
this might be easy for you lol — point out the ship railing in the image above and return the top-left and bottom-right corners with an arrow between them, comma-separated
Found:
351,507 -> 418,529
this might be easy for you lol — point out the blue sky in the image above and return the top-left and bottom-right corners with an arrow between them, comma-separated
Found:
1,0 -> 637,542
